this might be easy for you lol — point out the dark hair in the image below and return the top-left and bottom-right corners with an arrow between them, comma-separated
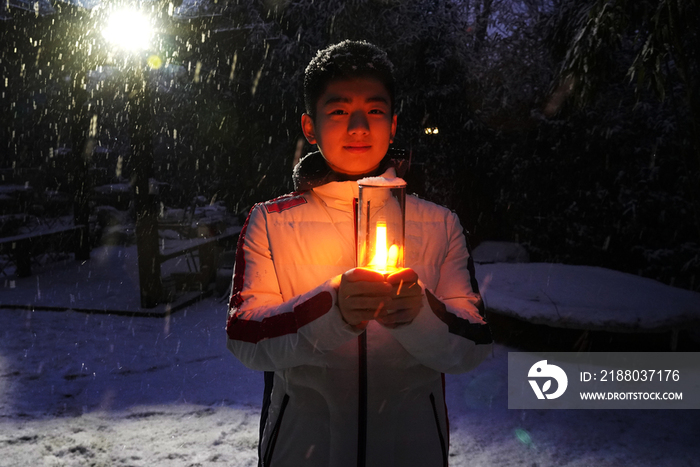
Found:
304,40 -> 395,118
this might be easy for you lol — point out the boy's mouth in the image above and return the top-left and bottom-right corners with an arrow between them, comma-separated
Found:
344,145 -> 371,154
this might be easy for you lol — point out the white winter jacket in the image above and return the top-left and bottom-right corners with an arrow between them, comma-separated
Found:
226,160 -> 491,467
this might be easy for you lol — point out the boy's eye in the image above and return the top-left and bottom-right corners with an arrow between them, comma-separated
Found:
368,109 -> 385,114
329,109 -> 347,115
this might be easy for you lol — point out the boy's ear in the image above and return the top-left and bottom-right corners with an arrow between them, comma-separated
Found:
301,113 -> 317,145
390,113 -> 397,143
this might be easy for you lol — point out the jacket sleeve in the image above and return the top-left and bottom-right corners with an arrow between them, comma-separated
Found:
225,204 -> 363,371
388,210 -> 492,374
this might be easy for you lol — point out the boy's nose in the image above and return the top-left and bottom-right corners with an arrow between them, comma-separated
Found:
348,111 -> 369,135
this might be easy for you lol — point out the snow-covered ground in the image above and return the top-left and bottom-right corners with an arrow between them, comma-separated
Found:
2,246 -> 700,466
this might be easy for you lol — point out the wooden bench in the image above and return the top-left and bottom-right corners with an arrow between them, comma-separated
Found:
158,227 -> 241,292
0,224 -> 86,277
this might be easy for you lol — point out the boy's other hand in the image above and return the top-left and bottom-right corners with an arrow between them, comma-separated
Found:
338,268 -> 392,329
380,268 -> 423,328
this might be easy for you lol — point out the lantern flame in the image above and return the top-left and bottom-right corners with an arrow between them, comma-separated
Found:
368,222 -> 400,273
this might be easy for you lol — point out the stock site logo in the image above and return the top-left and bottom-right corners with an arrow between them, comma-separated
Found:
528,360 -> 568,400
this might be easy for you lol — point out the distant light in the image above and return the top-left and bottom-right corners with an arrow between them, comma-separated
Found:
102,9 -> 153,52
424,127 -> 439,135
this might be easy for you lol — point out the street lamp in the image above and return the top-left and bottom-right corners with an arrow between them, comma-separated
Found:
102,8 -> 154,52
101,5 -> 163,308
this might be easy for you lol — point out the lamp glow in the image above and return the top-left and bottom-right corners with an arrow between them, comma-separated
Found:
102,9 -> 153,51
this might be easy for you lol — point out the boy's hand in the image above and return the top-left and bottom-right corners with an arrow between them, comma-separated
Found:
379,268 -> 423,328
338,268 -> 392,329
338,268 -> 423,330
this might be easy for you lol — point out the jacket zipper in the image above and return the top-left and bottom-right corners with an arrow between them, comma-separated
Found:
354,197 -> 368,467
430,393 -> 448,467
263,393 -> 290,467
258,371 -> 275,467
357,332 -> 368,467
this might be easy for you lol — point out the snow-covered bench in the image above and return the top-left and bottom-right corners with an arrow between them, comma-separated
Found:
158,227 -> 241,292
0,224 -> 86,277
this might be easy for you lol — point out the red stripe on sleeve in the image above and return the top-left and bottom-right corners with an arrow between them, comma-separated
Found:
425,290 -> 492,344
227,291 -> 333,343
264,193 -> 307,213
227,205 -> 256,327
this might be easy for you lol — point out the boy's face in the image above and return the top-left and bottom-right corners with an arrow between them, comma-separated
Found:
302,77 -> 397,175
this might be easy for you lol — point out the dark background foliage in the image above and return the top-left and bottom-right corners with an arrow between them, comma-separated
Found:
1,0 -> 698,291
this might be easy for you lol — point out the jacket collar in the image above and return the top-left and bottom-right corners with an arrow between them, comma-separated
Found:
292,150 -> 409,192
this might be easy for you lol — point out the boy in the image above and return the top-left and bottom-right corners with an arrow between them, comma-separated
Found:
226,40 -> 492,467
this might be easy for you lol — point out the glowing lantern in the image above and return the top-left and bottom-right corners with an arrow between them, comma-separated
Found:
357,176 -> 406,274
